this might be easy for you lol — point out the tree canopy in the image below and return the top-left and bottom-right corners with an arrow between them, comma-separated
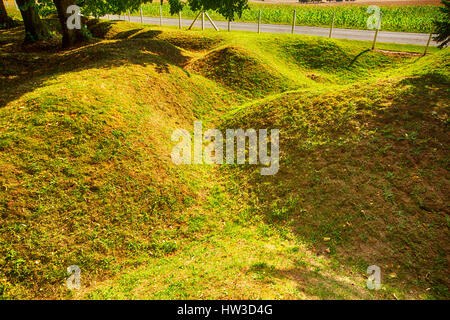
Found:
168,0 -> 249,21
6,0 -> 249,47
434,0 -> 450,48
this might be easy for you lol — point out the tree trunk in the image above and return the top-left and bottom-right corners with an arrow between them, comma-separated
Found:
16,0 -> 50,42
53,0 -> 86,48
0,0 -> 14,28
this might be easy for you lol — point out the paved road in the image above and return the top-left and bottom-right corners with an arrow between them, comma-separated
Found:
105,15 -> 438,46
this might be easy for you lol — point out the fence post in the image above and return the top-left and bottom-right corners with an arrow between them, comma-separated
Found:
258,10 -> 261,34
423,32 -> 433,56
179,11 -> 182,29
201,11 -> 204,30
228,19 -> 231,32
188,11 -> 202,30
159,5 -> 163,26
140,6 -> 143,24
329,12 -> 335,38
372,12 -> 382,50
372,29 -> 379,50
205,12 -> 219,31
127,10 -> 130,22
292,10 -> 296,34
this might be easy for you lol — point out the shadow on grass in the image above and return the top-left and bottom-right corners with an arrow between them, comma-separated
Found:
348,49 -> 371,67
248,263 -> 371,299
0,21 -> 190,109
223,70 -> 449,299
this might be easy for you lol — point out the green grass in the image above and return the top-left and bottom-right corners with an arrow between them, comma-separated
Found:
0,18 -> 448,300
136,3 -> 444,33
5,7 -> 22,21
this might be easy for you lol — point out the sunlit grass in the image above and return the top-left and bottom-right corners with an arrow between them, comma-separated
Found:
0,19 -> 448,300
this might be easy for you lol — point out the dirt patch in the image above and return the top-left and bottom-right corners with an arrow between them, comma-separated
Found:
375,49 -> 423,56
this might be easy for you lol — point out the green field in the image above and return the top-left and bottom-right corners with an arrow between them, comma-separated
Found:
0,14 -> 449,300
136,3 -> 444,33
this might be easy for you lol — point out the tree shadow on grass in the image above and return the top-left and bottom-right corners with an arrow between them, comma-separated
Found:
112,28 -> 145,40
0,23 -> 191,109
348,49 -> 371,67
248,263 -> 373,299
87,20 -> 162,41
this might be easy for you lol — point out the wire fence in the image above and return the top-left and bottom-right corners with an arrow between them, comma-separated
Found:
108,5 -> 436,54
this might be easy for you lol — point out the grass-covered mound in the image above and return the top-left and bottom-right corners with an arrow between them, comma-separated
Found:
188,46 -> 296,98
0,19 -> 448,299
0,22 -> 235,299
280,38 -> 409,82
222,50 -> 450,298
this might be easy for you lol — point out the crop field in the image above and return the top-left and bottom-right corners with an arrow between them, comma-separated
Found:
137,3 -> 444,33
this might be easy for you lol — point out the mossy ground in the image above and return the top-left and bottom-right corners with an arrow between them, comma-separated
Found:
0,14 -> 448,299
